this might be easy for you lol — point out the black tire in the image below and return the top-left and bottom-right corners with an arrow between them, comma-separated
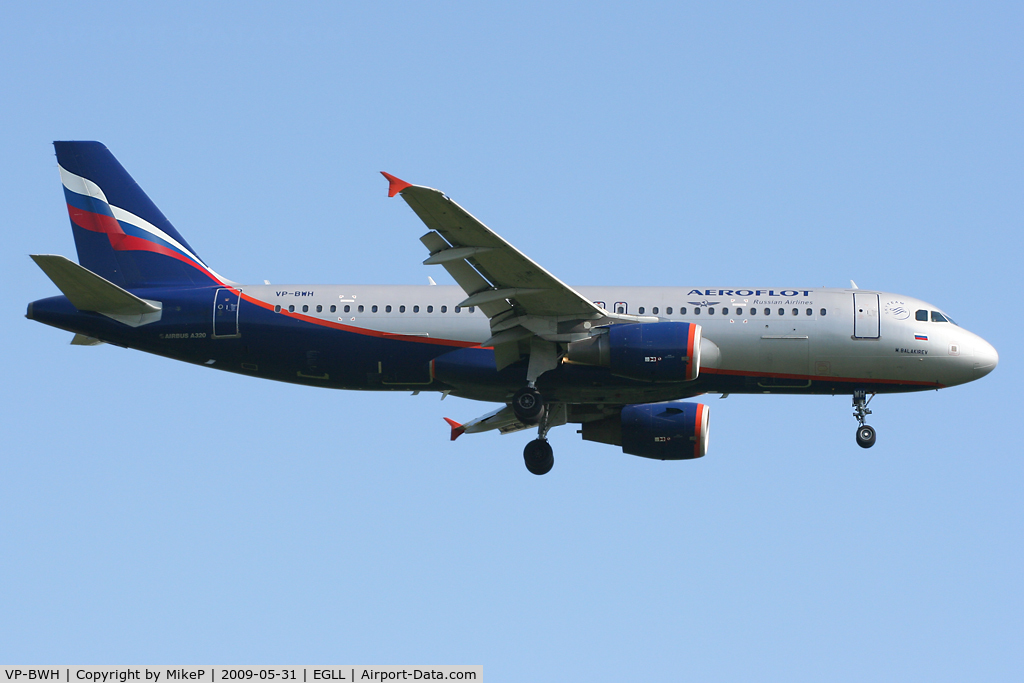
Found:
524,439 -> 554,475
512,387 -> 544,424
856,425 -> 877,449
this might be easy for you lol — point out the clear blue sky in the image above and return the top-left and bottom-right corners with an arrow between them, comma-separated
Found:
2,2 -> 1021,679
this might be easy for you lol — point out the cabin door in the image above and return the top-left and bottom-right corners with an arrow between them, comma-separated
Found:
853,293 -> 880,339
213,288 -> 241,338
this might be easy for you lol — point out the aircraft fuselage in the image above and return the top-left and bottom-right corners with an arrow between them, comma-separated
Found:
27,283 -> 998,406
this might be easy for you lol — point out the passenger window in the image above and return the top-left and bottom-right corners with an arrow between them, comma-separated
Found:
316,304 -> 323,313
721,308 -> 728,315
666,307 -> 673,315
653,307 -> 659,315
302,305 -> 309,312
344,305 -> 350,313
455,306 -> 462,313
694,307 -> 701,315
274,305 -> 281,313
441,305 -> 448,313
638,307 -> 645,314
916,310 -> 928,321
288,305 -> 295,312
680,307 -> 687,315
820,308 -> 826,316
806,308 -> 812,316
413,305 -> 419,313
736,308 -> 743,315
764,308 -> 770,315
372,305 -> 378,313
778,308 -> 785,316
427,305 -> 433,313
750,307 -> 756,315
358,305 -> 364,313
386,305 -> 392,313
399,305 -> 406,313
790,308 -> 796,316
469,306 -> 475,313
709,308 -> 715,315
931,311 -> 948,323
330,305 -> 336,313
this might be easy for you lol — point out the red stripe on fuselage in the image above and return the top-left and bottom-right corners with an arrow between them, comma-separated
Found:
238,292 -> 481,348
700,366 -> 944,389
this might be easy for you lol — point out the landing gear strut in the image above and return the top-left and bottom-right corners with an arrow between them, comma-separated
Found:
521,388 -> 554,475
853,390 -> 876,448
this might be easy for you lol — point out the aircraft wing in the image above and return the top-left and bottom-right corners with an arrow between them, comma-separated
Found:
383,173 -> 604,319
383,173 -> 652,372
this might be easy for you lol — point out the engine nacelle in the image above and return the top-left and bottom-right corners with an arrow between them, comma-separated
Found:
567,322 -> 702,382
581,402 -> 710,460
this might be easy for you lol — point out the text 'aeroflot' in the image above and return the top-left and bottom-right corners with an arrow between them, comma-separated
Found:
27,142 -> 998,474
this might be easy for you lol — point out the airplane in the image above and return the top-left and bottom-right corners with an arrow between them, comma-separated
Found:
27,141 -> 999,475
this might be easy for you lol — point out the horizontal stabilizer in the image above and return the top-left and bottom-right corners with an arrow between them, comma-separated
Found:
448,405 -> 532,439
31,254 -> 162,326
71,333 -> 105,346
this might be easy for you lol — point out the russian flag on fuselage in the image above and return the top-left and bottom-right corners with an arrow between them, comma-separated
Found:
54,141 -> 224,289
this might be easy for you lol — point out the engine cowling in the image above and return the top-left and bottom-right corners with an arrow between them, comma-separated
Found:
567,322 -> 702,382
581,402 -> 710,460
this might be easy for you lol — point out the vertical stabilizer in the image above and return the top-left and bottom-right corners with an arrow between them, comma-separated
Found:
54,141 -> 225,288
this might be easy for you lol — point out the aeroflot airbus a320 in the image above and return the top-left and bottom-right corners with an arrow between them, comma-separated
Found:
27,142 -> 999,474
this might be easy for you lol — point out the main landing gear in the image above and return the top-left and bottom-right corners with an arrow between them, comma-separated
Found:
514,386 -> 554,475
853,390 -> 876,448
524,438 -> 554,476
512,386 -> 544,424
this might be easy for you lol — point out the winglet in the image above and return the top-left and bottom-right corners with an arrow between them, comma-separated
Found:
381,172 -> 412,198
443,417 -> 465,441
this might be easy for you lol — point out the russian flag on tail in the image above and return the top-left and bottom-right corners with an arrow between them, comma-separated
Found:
54,141 -> 227,289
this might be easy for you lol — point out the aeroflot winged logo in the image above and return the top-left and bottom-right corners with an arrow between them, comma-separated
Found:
688,300 -> 720,307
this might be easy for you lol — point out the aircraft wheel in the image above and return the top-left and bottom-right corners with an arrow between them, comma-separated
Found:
856,425 -> 876,449
523,439 -> 554,475
512,387 -> 544,424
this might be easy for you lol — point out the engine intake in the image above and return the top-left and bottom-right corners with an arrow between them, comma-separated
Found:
567,322 -> 702,382
581,402 -> 710,460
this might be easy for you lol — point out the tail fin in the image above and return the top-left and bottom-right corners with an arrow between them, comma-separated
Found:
54,141 -> 226,288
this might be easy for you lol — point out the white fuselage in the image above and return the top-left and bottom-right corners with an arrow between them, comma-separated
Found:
243,284 -> 998,391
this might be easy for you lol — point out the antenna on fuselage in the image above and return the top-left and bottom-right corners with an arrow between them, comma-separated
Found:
850,280 -> 859,289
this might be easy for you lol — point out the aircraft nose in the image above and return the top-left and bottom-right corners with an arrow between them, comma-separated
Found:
974,338 -> 999,378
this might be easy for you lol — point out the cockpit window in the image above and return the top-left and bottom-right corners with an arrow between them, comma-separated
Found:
915,310 -> 928,321
931,311 -> 948,323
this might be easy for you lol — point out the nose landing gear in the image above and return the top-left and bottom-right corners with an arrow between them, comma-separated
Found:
853,390 -> 876,448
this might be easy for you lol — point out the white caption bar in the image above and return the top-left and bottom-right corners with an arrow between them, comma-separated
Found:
0,668 -> 481,683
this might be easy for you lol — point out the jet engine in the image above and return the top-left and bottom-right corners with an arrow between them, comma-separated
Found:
566,322 -> 702,382
581,402 -> 710,460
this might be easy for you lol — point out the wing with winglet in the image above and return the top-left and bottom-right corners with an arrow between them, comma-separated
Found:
382,173 -> 655,373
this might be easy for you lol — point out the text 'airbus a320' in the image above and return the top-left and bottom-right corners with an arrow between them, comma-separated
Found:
27,142 -> 998,474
